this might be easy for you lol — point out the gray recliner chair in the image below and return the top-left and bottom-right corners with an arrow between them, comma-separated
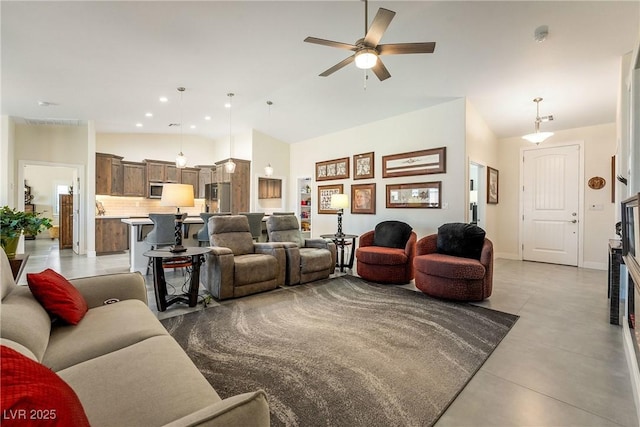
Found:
266,215 -> 336,286
201,215 -> 286,300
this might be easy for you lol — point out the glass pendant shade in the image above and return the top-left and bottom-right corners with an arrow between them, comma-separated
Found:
175,152 -> 187,168
355,49 -> 378,69
224,159 -> 236,174
522,131 -> 554,144
264,164 -> 274,176
522,97 -> 554,144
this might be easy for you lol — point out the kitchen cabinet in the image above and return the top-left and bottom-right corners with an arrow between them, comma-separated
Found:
144,160 -> 179,183
96,153 -> 124,196
95,218 -> 129,253
258,178 -> 282,199
180,168 -> 200,197
215,158 -> 250,214
122,161 -> 146,197
196,165 -> 216,199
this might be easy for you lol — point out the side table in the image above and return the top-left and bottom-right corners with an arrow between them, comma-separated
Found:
321,233 -> 358,273
608,239 -> 623,325
9,253 -> 30,282
144,247 -> 211,312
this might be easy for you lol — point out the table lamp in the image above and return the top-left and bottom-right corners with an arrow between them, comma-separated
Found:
330,193 -> 349,237
161,183 -> 194,253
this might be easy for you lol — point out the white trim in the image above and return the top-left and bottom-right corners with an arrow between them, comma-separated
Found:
581,261 -> 607,271
519,141 -> 585,267
495,252 -> 520,261
623,316 -> 640,426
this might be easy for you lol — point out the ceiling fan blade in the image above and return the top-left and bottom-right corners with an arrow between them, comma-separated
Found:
371,59 -> 391,81
319,55 -> 356,77
363,8 -> 396,47
378,42 -> 436,55
304,37 -> 358,51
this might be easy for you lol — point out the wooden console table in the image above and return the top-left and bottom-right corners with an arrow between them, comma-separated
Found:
9,253 -> 30,282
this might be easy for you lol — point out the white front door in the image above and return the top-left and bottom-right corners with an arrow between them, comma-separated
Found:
522,144 -> 580,266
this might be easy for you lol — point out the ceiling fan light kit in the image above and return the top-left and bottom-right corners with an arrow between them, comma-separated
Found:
522,97 -> 554,144
304,0 -> 435,81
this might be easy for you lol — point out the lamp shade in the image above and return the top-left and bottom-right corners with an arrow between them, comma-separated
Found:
161,184 -> 194,208
355,49 -> 378,69
330,193 -> 349,209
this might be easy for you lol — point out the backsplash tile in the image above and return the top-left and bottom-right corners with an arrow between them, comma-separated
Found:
95,196 -> 206,217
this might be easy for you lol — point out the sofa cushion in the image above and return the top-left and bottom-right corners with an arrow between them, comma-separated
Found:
436,222 -> 486,260
43,299 -> 169,372
299,247 -> 333,273
414,253 -> 486,280
267,215 -> 305,247
233,254 -> 277,286
0,345 -> 90,427
0,286 -> 52,362
27,269 -> 88,325
373,221 -> 413,249
57,336 -> 221,427
356,246 -> 408,266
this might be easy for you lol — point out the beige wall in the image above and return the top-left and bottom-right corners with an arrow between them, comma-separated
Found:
498,123 -> 617,269
290,98 -> 467,241
251,130 -> 290,213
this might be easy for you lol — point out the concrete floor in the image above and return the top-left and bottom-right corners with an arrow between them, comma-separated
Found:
18,239 -> 640,426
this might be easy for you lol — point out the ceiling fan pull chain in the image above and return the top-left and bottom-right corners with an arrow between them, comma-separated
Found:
364,69 -> 369,90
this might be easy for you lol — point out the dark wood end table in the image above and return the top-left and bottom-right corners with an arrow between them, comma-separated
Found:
143,247 -> 211,312
321,233 -> 358,272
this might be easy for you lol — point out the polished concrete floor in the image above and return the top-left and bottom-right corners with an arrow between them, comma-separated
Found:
17,239 -> 639,426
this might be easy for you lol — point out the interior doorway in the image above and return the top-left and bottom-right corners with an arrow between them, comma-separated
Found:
469,161 -> 486,228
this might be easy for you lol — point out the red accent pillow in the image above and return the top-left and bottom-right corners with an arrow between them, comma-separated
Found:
0,345 -> 90,426
27,269 -> 88,325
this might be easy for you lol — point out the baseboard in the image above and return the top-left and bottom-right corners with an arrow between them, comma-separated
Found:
87,250 -> 97,258
495,252 -> 520,260
582,261 -> 607,271
623,317 -> 640,426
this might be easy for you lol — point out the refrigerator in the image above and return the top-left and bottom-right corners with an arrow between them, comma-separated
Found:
205,183 -> 231,213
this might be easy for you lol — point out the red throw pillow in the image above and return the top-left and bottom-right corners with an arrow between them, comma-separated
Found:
27,269 -> 88,325
0,345 -> 90,426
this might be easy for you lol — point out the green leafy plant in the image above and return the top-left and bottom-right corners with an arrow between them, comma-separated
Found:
0,206 -> 53,239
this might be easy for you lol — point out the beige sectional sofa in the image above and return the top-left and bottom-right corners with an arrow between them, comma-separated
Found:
0,249 -> 270,427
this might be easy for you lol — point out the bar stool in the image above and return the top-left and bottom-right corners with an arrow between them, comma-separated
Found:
145,213 -> 190,275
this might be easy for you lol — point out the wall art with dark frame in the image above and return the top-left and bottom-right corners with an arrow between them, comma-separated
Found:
487,166 -> 499,204
382,147 -> 446,178
351,183 -> 376,214
316,157 -> 350,181
353,152 -> 375,180
317,184 -> 344,214
386,182 -> 441,209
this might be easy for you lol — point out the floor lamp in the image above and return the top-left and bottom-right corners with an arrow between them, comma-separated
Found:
330,194 -> 349,237
161,183 -> 195,253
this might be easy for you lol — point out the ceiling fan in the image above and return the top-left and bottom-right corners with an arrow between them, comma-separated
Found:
304,0 -> 436,81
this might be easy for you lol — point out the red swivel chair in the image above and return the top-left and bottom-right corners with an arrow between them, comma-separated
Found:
355,221 -> 416,284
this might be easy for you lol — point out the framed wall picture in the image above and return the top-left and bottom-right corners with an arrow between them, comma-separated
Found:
353,152 -> 374,180
318,184 -> 344,214
351,183 -> 376,214
386,182 -> 441,208
316,157 -> 350,181
382,147 -> 446,178
487,167 -> 499,204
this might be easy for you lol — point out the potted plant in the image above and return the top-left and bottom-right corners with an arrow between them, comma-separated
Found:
0,206 -> 53,258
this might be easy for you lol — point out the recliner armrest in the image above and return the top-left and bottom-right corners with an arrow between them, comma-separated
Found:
70,272 -> 147,308
253,243 -> 287,287
162,390 -> 270,427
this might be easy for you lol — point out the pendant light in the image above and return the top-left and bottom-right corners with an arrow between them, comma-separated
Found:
224,92 -> 236,174
522,97 -> 554,144
264,100 -> 274,177
175,87 -> 187,168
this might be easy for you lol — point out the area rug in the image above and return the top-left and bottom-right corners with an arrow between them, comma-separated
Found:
161,275 -> 518,427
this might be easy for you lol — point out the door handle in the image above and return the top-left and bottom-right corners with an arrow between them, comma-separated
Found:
569,219 -> 577,223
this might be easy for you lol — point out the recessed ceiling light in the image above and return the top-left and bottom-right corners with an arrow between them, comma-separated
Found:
159,96 -> 168,103
135,123 -> 143,128
145,112 -> 153,117
190,125 -> 196,129
204,116 -> 211,121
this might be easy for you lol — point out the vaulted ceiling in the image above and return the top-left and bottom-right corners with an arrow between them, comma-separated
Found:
2,1 -> 638,143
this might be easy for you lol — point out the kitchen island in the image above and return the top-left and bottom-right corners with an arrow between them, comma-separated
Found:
121,216 -> 204,273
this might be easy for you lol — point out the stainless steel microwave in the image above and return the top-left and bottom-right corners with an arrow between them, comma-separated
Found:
149,183 -> 163,199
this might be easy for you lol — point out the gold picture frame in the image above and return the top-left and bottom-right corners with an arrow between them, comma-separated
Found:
382,147 -> 446,178
487,166 -> 499,204
353,152 -> 374,180
318,184 -> 344,214
316,157 -> 350,181
386,182 -> 441,208
351,183 -> 376,214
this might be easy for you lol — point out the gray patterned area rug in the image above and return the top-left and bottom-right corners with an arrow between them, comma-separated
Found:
161,275 -> 518,427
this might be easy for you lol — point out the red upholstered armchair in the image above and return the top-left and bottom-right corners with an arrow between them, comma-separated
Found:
413,223 -> 493,301
355,221 -> 416,284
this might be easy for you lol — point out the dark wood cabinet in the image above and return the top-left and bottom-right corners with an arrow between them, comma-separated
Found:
215,159 -> 250,214
96,153 -> 124,196
258,178 -> 282,199
122,161 -> 146,197
59,194 -> 73,250
146,161 -> 165,182
95,218 -> 129,253
180,168 -> 200,197
196,165 -> 215,198
166,165 -> 179,183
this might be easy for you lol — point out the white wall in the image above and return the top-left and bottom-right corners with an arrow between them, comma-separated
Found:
251,130 -> 290,213
24,165 -> 75,228
0,116 -> 16,206
498,123 -> 617,269
290,98 -> 467,240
